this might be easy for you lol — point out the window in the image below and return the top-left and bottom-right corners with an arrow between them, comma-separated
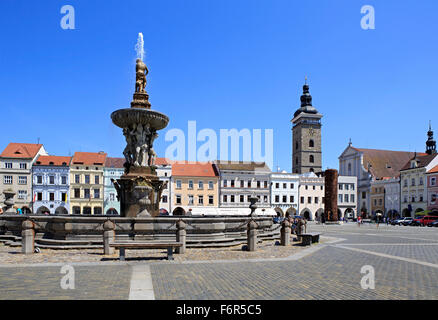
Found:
411,178 -> 415,186
419,178 -> 423,186
94,207 -> 102,215
247,180 -> 251,188
18,176 -> 27,185
37,192 -> 43,201
84,189 -> 90,199
231,180 -> 235,188
74,188 -> 80,198
264,195 -> 268,203
378,198 -> 382,206
264,181 -> 268,188
308,197 -> 312,204
230,195 -> 235,203
37,175 -> 43,184
275,195 -> 280,203
176,195 -> 181,204
5,163 -> 12,169
188,195 -> 194,205
162,195 -> 168,203
309,155 -> 314,163
4,176 -> 12,184
351,194 -> 355,203
339,194 -> 343,203
20,163 -> 27,169
49,175 -> 55,185
94,189 -> 100,199
73,207 -> 81,215
339,184 -> 343,190
412,196 -> 416,202
275,183 -> 280,189
362,192 -> 366,199
198,195 -> 204,205
431,177 -> 437,186
61,192 -> 67,202
247,195 -> 251,202
313,185 -> 316,190
295,141 -> 299,150
18,190 -> 27,199
209,195 -> 214,205
257,181 -> 261,188
309,140 -> 314,148
95,175 -> 100,184
75,174 -> 80,184
404,179 -> 408,187
223,180 -> 227,187
198,181 -> 204,189
240,195 -> 244,203
176,180 -> 182,189
290,183 -> 294,189
85,175 -> 90,184
61,176 -> 67,185
345,194 -> 349,203
315,197 -> 319,204
420,195 -> 424,202
305,185 -> 308,190
348,163 -> 352,175
290,196 -> 294,203
240,180 -> 244,188
49,193 -> 55,201
188,180 -> 193,189
283,183 -> 287,189
283,195 -> 287,203
223,195 -> 228,203
351,184 -> 355,191
345,184 -> 349,191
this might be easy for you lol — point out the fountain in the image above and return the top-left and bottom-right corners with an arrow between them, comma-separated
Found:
110,33 -> 169,217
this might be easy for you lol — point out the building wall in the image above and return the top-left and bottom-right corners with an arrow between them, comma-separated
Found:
103,167 -> 124,215
69,164 -> 104,215
400,168 -> 428,216
427,173 -> 438,212
0,147 -> 47,211
32,165 -> 70,214
156,165 -> 172,214
219,171 -> 271,208
384,178 -> 400,216
270,173 -> 299,216
298,175 -> 325,220
292,117 -> 322,174
337,175 -> 357,218
171,176 -> 219,214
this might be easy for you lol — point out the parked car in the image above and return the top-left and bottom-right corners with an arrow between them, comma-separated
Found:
414,216 -> 438,226
390,218 -> 403,225
427,220 -> 438,227
399,217 -> 414,226
411,217 -> 423,226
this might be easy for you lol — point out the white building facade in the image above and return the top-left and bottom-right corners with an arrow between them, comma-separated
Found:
270,171 -> 299,217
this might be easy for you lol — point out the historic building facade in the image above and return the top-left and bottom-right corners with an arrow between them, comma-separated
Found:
69,152 -> 107,215
291,81 -> 323,174
155,157 -> 172,214
171,162 -> 219,215
270,171 -> 300,217
216,161 -> 273,215
103,157 -> 124,215
298,172 -> 324,221
337,175 -> 357,219
427,165 -> 438,213
339,143 -> 415,216
0,143 -> 48,213
32,155 -> 71,215
400,153 -> 438,217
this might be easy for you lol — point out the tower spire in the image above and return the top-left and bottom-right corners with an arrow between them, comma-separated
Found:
426,121 -> 436,155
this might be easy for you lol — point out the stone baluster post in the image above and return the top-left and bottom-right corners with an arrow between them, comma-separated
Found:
176,220 -> 186,254
247,220 -> 257,251
280,219 -> 291,246
22,220 -> 35,254
103,220 -> 115,255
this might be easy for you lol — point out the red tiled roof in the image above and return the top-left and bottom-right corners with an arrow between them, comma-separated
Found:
105,157 -> 125,168
401,153 -> 438,171
35,155 -> 71,166
155,157 -> 170,165
72,152 -> 107,165
0,143 -> 43,159
428,164 -> 438,174
354,148 -> 419,179
215,161 -> 271,172
172,161 -> 218,177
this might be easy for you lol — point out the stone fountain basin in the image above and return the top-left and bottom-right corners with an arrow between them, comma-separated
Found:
111,108 -> 169,130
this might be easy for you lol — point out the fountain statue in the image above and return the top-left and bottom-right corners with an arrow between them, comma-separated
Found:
110,33 -> 169,217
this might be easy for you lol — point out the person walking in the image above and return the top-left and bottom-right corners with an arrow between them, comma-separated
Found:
357,216 -> 361,227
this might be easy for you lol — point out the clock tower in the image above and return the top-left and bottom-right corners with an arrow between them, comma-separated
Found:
291,80 -> 323,174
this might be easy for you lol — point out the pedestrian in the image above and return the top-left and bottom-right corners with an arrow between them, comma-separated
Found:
357,216 -> 361,227
16,207 -> 22,215
0,207 -> 3,215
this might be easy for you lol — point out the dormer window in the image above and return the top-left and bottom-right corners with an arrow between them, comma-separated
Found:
410,161 -> 417,168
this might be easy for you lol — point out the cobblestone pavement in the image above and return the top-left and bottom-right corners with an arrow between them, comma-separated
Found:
1,223 -> 438,300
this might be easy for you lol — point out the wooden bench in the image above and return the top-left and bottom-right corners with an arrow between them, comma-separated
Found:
109,242 -> 183,261
298,233 -> 321,246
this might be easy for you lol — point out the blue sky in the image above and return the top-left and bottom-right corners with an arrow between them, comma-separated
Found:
0,0 -> 437,172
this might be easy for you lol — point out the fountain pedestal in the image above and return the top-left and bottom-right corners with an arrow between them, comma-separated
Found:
111,57 -> 169,217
